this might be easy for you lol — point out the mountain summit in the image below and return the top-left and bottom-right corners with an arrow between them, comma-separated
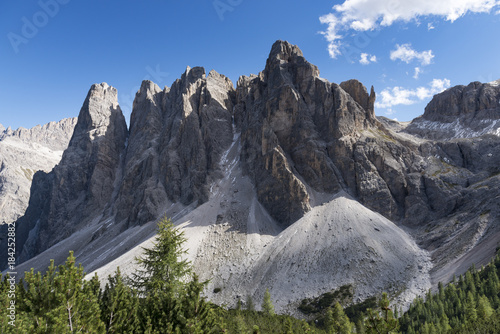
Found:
4,40 -> 500,313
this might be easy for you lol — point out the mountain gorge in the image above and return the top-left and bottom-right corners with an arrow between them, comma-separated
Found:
4,41 -> 500,313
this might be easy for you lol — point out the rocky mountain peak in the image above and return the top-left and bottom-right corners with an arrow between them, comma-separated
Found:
422,80 -> 500,122
182,66 -> 206,84
137,80 -> 162,99
74,82 -> 124,142
268,40 -> 304,60
340,79 -> 376,119
405,80 -> 500,139
264,40 -> 320,85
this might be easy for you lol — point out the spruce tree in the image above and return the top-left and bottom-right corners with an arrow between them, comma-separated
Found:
464,291 -> 478,323
262,288 -> 275,316
365,293 -> 398,334
132,216 -> 190,294
19,252 -> 105,333
100,267 -> 140,333
477,295 -> 494,320
131,216 -> 218,333
284,318 -> 294,334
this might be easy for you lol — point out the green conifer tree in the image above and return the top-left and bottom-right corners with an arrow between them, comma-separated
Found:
464,291 -> 478,323
100,267 -> 140,333
284,318 -> 294,334
477,295 -> 494,320
19,252 -> 105,333
246,294 -> 255,311
332,302 -> 352,334
262,288 -> 275,316
132,217 -> 190,294
235,314 -> 248,333
365,293 -> 398,334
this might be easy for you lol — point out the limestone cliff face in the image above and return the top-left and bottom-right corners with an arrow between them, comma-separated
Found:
235,41 -> 382,226
405,80 -> 500,139
114,68 -> 235,227
16,83 -> 128,263
7,41 -> 500,288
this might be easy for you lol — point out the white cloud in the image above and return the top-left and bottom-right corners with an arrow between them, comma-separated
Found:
375,78 -> 451,109
319,13 -> 342,58
427,22 -> 435,30
360,53 -> 377,65
320,0 -> 500,58
390,44 -> 434,66
413,67 -> 422,79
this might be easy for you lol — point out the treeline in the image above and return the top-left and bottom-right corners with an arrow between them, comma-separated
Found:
1,216 -> 500,333
399,252 -> 500,333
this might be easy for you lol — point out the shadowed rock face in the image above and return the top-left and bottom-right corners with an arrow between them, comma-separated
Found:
235,40 -> 382,226
114,68 -> 236,227
7,41 -> 500,290
15,83 -> 128,263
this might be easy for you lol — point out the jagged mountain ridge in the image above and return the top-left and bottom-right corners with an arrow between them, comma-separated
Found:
5,41 -> 500,312
405,80 -> 500,140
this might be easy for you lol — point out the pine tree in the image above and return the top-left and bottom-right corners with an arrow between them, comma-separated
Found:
477,295 -> 494,320
332,302 -> 352,334
19,252 -> 105,333
131,216 -> 190,294
100,267 -> 140,333
284,318 -> 294,334
261,288 -> 275,316
464,291 -> 478,323
365,293 -> 398,334
246,294 -> 255,311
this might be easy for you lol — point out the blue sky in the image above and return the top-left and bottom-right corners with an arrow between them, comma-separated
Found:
1,0 -> 499,129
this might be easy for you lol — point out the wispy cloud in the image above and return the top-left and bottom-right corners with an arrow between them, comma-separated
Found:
360,53 -> 377,65
413,67 -> 422,79
390,44 -> 434,66
320,0 -> 499,58
375,78 -> 451,109
427,22 -> 435,30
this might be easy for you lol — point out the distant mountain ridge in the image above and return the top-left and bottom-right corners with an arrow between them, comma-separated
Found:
0,117 -> 77,226
3,41 -> 500,313
405,80 -> 500,140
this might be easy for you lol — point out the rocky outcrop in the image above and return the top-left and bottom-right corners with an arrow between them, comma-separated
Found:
236,40 -> 382,226
340,79 -> 376,117
114,68 -> 235,227
405,80 -> 500,140
7,41 -> 500,303
15,83 -> 128,263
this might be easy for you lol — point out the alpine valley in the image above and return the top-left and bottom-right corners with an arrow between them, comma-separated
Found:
2,41 -> 500,314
